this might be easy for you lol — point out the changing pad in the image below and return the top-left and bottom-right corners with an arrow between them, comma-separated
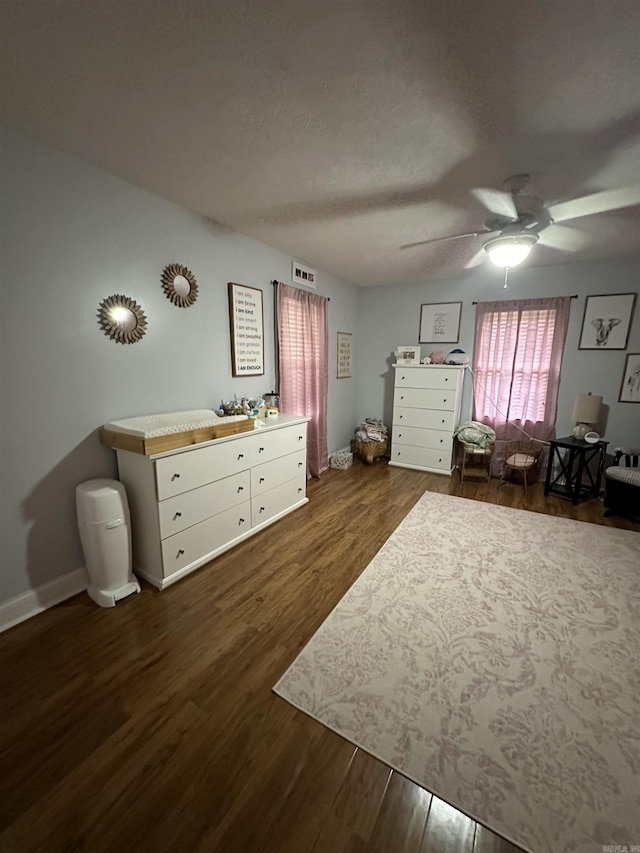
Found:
100,409 -> 254,455
104,409 -> 247,438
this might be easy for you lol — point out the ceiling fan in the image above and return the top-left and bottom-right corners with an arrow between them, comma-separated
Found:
403,174 -> 640,270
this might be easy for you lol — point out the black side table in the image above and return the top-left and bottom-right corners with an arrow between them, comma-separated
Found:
544,436 -> 609,505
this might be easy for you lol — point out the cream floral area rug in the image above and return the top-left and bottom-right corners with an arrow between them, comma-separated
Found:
274,493 -> 640,853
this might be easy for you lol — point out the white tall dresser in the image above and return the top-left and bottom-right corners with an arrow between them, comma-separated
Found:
389,365 -> 465,475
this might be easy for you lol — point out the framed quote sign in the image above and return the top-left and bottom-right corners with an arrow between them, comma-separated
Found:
228,282 -> 264,376
337,332 -> 352,378
419,301 -> 462,343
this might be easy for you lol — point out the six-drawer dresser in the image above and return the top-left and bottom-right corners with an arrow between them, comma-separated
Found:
389,364 -> 465,475
114,414 -> 309,589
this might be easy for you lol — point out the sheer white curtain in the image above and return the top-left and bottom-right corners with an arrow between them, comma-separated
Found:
472,296 -> 571,473
275,282 -> 329,478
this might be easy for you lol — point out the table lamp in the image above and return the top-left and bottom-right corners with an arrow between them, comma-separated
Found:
571,392 -> 602,440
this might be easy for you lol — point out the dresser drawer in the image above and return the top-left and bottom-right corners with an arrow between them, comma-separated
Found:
391,444 -> 452,472
161,500 -> 251,576
155,440 -> 254,499
395,368 -> 461,390
393,406 -> 455,431
393,387 -> 457,410
251,449 -> 306,496
251,423 -> 307,466
158,470 -> 250,538
251,474 -> 306,526
392,426 -> 453,452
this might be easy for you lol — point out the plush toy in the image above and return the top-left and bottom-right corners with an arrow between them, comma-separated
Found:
421,356 -> 432,364
430,350 -> 444,364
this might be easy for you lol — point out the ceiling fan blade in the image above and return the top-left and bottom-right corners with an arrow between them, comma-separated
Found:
537,224 -> 590,252
464,247 -> 488,269
470,188 -> 518,221
400,231 -> 483,250
548,184 -> 640,223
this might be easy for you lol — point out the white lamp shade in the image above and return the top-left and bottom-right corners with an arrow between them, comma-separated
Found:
572,393 -> 602,424
483,233 -> 539,268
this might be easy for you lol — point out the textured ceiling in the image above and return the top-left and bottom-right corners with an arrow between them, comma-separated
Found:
1,0 -> 639,286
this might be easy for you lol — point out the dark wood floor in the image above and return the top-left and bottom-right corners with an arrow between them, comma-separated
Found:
1,460 -> 635,853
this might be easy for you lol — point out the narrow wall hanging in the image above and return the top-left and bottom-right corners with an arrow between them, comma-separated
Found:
228,282 -> 264,376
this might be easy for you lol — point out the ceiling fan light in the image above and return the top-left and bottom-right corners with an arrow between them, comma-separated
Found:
483,233 -> 539,268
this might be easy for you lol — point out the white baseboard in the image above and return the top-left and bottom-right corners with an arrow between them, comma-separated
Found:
0,568 -> 88,634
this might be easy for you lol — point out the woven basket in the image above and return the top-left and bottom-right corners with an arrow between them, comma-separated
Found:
353,439 -> 388,464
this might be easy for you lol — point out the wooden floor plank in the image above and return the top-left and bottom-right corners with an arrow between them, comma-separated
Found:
1,460 -> 634,852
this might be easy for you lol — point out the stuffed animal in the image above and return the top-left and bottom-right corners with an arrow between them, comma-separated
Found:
430,351 -> 444,364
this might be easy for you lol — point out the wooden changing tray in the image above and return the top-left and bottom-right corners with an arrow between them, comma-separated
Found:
100,410 -> 254,456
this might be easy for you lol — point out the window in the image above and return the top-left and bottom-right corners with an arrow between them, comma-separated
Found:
275,282 -> 329,477
472,297 -> 571,441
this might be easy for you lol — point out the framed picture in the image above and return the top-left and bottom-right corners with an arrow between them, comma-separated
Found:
291,261 -> 316,289
578,292 -> 637,350
395,345 -> 420,365
337,332 -> 352,378
228,282 -> 264,376
619,353 -> 640,403
419,301 -> 462,343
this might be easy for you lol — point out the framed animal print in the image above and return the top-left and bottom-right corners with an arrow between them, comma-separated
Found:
619,353 -> 640,403
578,293 -> 636,350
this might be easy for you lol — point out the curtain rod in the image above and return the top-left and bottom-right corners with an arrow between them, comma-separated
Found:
472,294 -> 578,305
272,279 -> 330,300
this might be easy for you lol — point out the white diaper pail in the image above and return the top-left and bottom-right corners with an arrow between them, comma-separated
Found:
76,479 -> 141,607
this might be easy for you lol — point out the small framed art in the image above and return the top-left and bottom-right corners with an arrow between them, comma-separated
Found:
578,292 -> 637,350
619,353 -> 640,403
337,332 -> 352,378
419,301 -> 462,344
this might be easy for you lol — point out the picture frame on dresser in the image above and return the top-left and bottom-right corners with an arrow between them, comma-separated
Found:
419,301 -> 462,344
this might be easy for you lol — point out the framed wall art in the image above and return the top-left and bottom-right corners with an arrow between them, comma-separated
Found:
419,301 -> 462,344
619,353 -> 640,403
578,292 -> 637,350
337,332 -> 352,378
291,261 -> 316,289
228,282 -> 264,376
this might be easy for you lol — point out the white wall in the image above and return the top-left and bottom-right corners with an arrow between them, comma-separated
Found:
356,258 -> 640,449
0,129 -> 360,604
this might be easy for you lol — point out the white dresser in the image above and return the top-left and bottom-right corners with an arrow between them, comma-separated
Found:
115,415 -> 309,589
389,365 -> 465,475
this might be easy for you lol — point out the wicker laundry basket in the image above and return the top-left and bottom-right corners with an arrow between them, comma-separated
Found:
353,439 -> 388,464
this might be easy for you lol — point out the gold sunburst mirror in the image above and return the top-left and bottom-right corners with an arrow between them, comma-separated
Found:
161,263 -> 198,307
97,294 -> 147,345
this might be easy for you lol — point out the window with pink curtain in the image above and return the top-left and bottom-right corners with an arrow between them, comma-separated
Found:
276,282 -> 329,478
472,297 -> 571,472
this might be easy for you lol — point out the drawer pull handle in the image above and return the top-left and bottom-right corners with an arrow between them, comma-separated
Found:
440,439 -> 443,444
298,461 -> 303,467
259,477 -> 265,483
443,398 -> 447,403
259,447 -> 265,453
174,512 -> 182,519
177,549 -> 185,557
171,473 -> 181,480
445,377 -> 449,382
259,506 -> 265,513
400,395 -> 404,400
298,487 -> 303,493
238,453 -> 244,460
441,419 -> 445,423
239,518 -> 245,524
398,433 -> 402,437
298,435 -> 303,441
399,414 -> 403,419
238,485 -> 244,492
401,375 -> 405,380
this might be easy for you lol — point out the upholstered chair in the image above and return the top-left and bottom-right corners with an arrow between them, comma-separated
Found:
604,447 -> 640,522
